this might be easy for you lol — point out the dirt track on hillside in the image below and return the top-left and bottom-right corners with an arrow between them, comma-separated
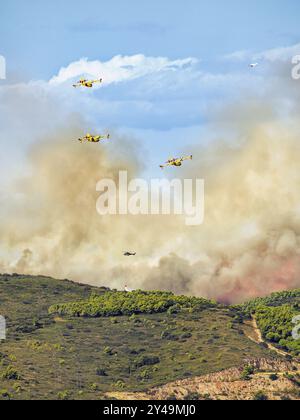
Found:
244,317 -> 290,358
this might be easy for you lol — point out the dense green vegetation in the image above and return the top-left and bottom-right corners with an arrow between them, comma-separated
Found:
235,289 -> 300,357
0,274 -> 274,400
236,289 -> 300,317
255,306 -> 300,357
48,290 -> 216,318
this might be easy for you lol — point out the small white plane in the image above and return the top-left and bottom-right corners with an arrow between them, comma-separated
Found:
249,63 -> 259,68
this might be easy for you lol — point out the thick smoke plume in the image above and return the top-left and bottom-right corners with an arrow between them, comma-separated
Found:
1,119 -> 300,304
1,59 -> 300,303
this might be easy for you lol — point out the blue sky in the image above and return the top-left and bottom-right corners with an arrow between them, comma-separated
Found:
1,0 -> 300,79
0,0 -> 300,180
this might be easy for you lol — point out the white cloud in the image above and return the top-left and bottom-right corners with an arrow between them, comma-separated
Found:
222,50 -> 252,62
223,42 -> 300,64
49,54 -> 199,86
2,45 -> 299,140
255,43 -> 300,62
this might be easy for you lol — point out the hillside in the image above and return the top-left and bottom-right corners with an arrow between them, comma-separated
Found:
106,359 -> 300,401
235,290 -> 300,358
0,274 -> 299,400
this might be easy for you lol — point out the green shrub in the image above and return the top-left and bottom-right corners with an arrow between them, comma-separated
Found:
115,380 -> 125,390
96,368 -> 107,377
202,393 -> 213,400
1,366 -> 21,380
49,291 -> 216,318
181,332 -> 192,340
161,330 -> 178,341
184,392 -> 200,400
135,355 -> 160,368
241,365 -> 254,381
89,383 -> 99,391
253,391 -> 268,401
166,394 -> 177,400
0,389 -> 12,400
103,346 -> 115,356
167,304 -> 181,315
266,332 -> 281,343
57,390 -> 71,400
13,383 -> 22,393
139,368 -> 153,380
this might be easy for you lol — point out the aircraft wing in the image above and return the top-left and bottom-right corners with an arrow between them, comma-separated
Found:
160,162 -> 172,169
182,155 -> 193,161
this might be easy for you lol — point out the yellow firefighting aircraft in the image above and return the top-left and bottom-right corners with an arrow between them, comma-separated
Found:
160,155 -> 193,169
73,78 -> 103,88
78,133 -> 110,143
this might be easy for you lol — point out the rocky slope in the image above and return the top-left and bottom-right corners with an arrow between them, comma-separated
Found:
106,358 -> 300,400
